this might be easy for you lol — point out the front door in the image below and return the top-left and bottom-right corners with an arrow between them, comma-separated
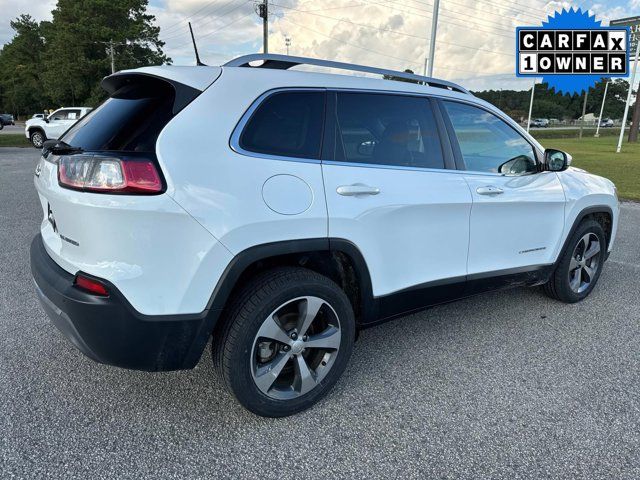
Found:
440,99 -> 565,277
322,92 -> 473,318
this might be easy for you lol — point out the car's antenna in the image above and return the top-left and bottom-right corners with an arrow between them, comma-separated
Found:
188,22 -> 206,66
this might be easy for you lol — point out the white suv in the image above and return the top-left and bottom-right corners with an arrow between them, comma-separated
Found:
25,107 -> 92,148
30,55 -> 619,417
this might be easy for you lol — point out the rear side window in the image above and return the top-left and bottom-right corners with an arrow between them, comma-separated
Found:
334,92 -> 444,169
61,82 -> 175,153
239,91 -> 325,159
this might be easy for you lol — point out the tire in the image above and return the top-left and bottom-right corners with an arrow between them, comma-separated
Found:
0,124 -> 3,130
544,219 -> 606,303
30,130 -> 45,148
212,267 -> 355,417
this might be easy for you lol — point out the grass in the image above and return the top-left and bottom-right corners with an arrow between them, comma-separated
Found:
531,128 -> 624,139
0,134 -> 30,147
533,135 -> 640,201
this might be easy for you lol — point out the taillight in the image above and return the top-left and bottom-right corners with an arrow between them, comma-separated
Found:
74,274 -> 109,296
58,155 -> 162,194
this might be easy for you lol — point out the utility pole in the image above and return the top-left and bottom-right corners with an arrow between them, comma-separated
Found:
595,80 -> 609,138
629,81 -> 640,142
109,39 -> 115,74
579,88 -> 589,139
618,37 -> 640,153
257,0 -> 269,53
426,0 -> 439,77
526,79 -> 535,133
285,36 -> 291,56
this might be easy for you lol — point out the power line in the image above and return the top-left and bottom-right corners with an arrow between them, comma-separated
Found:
280,15 -> 511,76
270,3 -> 515,57
173,9 -> 256,48
162,0 -> 249,36
356,0 -> 516,38
163,1 -> 251,42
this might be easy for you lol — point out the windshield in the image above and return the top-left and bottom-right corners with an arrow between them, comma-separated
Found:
61,82 -> 175,153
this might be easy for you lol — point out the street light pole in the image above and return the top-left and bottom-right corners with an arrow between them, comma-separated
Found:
579,88 -> 589,139
526,79 -> 536,133
426,0 -> 439,77
595,80 -> 609,138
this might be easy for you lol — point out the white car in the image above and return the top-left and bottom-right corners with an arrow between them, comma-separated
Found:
30,55 -> 619,417
25,107 -> 92,148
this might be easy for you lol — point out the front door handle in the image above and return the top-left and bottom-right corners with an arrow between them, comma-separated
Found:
476,186 -> 504,195
337,185 -> 380,196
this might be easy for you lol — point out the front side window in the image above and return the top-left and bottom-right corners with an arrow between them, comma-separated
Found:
239,91 -> 325,159
51,110 -> 69,121
442,101 -> 537,175
335,92 -> 444,169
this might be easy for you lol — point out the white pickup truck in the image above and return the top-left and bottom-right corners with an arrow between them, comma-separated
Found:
25,107 -> 92,148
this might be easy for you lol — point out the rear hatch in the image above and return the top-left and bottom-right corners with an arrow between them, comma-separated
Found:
33,69 -> 220,305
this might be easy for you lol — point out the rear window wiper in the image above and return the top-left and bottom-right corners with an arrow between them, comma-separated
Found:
43,139 -> 84,155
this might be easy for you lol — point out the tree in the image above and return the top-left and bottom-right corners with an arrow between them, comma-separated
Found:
473,79 -> 632,123
0,15 -> 48,117
41,0 -> 170,107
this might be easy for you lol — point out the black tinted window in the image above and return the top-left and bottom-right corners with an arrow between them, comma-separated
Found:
61,82 -> 175,153
240,91 -> 325,159
335,93 -> 444,169
443,101 -> 536,175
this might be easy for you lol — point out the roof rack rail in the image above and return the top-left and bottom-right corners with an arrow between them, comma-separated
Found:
223,54 -> 470,95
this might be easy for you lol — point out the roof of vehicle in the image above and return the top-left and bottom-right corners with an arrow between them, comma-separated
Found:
111,54 -> 544,152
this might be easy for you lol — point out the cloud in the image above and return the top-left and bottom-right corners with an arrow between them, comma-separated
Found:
4,0 -> 631,91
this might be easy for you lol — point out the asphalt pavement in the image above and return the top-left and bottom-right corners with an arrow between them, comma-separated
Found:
0,125 -> 24,135
1,147 -> 639,479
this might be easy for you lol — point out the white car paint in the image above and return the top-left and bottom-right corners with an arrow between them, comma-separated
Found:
25,107 -> 92,143
33,63 -> 619,316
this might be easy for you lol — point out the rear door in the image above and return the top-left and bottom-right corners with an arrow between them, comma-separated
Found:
439,99 -> 565,276
322,91 -> 472,316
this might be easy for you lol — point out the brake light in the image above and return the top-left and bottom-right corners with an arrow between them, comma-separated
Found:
74,274 -> 109,296
58,155 -> 162,194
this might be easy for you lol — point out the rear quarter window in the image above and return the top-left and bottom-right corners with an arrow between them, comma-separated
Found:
61,82 -> 175,153
239,91 -> 325,159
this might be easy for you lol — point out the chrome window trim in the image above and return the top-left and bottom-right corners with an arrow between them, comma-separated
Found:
229,87 -> 325,165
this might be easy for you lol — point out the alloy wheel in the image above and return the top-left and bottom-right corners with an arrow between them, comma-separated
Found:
568,232 -> 601,294
251,296 -> 341,400
32,133 -> 44,148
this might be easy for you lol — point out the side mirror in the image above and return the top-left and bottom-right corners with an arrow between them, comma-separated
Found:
44,117 -> 50,123
544,149 -> 571,172
498,155 -> 537,175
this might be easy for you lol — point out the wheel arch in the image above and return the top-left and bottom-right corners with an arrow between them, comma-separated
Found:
181,238 -> 376,369
207,238 -> 376,326
557,205 -> 614,265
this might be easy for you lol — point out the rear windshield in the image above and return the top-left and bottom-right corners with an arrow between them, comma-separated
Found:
61,82 -> 175,153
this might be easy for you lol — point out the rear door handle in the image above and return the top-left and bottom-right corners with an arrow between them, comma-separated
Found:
476,186 -> 504,195
337,185 -> 380,196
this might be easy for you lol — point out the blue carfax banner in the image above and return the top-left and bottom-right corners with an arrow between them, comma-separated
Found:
516,8 -> 630,94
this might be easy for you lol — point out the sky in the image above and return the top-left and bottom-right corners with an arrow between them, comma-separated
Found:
0,0 -> 638,91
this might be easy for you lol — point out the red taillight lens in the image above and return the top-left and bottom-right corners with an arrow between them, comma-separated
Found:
58,155 -> 162,194
74,274 -> 109,296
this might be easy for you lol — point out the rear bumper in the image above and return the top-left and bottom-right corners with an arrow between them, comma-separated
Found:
30,234 -> 212,371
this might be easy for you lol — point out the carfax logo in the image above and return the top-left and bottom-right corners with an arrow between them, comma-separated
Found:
516,8 -> 630,94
